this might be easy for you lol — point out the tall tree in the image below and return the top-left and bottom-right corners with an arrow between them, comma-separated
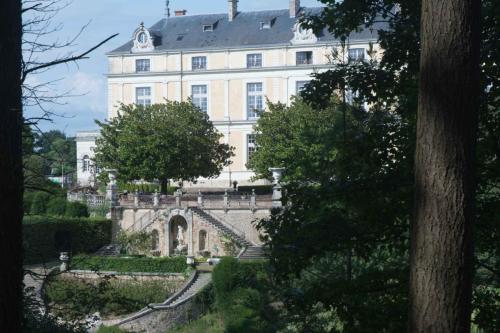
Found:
94,101 -> 234,190
0,0 -> 23,331
409,0 -> 481,331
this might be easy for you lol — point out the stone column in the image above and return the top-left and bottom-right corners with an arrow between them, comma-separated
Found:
250,189 -> 256,208
133,190 -> 139,208
223,189 -> 229,208
105,169 -> 118,207
175,189 -> 182,207
153,190 -> 159,207
269,167 -> 285,208
197,190 -> 203,207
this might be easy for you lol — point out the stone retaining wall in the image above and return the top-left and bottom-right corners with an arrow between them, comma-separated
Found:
61,270 -> 185,282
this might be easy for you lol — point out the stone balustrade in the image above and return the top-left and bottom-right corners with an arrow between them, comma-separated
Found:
118,191 -> 273,209
67,192 -> 107,207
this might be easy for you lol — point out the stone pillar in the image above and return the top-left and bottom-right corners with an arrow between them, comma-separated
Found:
133,190 -> 139,208
105,169 -> 118,207
269,167 -> 285,208
223,189 -> 229,208
250,189 -> 256,207
197,190 -> 203,207
175,189 -> 182,207
153,190 -> 159,207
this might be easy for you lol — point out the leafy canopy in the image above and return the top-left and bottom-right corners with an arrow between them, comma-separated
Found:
94,101 -> 234,184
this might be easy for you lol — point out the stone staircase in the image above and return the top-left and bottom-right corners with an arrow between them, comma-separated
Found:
191,207 -> 253,247
166,272 -> 211,307
239,246 -> 268,260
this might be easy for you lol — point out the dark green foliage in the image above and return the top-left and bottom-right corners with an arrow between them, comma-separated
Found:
212,258 -> 275,333
29,191 -> 50,215
96,326 -> 127,333
70,255 -> 187,273
23,216 -> 111,264
65,201 -> 89,218
44,275 -> 180,320
249,1 -> 500,331
46,197 -> 68,216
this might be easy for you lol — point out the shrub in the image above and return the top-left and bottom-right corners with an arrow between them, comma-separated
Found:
70,255 -> 187,273
212,258 -> 274,332
96,326 -> 127,333
65,201 -> 89,218
23,216 -> 111,264
116,231 -> 152,255
45,276 -> 181,320
46,197 -> 67,216
30,191 -> 51,215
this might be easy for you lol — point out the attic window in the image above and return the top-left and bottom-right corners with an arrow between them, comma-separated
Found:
176,35 -> 184,41
260,21 -> 271,29
203,24 -> 213,32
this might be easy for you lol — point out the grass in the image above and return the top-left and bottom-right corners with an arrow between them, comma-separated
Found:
44,275 -> 182,320
169,312 -> 225,333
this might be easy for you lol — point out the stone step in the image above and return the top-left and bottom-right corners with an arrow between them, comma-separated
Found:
169,273 -> 211,306
191,207 -> 252,247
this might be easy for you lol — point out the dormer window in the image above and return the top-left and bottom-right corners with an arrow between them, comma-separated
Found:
260,21 -> 271,29
203,24 -> 213,32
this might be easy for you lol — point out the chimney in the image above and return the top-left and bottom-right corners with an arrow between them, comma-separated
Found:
175,9 -> 187,16
228,0 -> 238,22
290,0 -> 300,18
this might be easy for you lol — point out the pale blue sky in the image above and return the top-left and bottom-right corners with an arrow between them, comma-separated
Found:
25,0 -> 324,135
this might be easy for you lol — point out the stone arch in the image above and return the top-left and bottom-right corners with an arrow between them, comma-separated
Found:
164,209 -> 193,256
199,229 -> 207,252
169,215 -> 188,255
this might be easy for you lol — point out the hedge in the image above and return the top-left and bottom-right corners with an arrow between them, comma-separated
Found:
23,216 -> 112,264
212,257 -> 273,332
70,255 -> 187,273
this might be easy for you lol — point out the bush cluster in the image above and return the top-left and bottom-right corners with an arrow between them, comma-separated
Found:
45,276 -> 180,320
212,257 -> 274,333
24,191 -> 89,217
70,255 -> 187,273
23,216 -> 111,264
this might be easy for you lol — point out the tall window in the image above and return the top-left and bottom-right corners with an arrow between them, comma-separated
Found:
247,134 -> 257,161
295,80 -> 310,94
82,155 -> 90,172
192,56 -> 207,70
135,59 -> 150,72
247,82 -> 263,119
136,87 -> 151,107
348,48 -> 365,62
296,51 -> 313,65
192,85 -> 208,113
247,54 -> 262,68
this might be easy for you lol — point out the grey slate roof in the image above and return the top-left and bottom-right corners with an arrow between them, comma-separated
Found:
109,7 -> 384,54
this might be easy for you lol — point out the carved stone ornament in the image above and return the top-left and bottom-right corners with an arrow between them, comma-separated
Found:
132,22 -> 155,53
291,22 -> 317,45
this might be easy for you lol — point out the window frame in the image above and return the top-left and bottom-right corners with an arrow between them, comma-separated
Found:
135,58 -> 151,72
135,86 -> 152,107
246,134 -> 257,163
348,48 -> 365,63
246,53 -> 263,68
246,82 -> 263,120
295,80 -> 310,94
296,51 -> 313,65
191,84 -> 208,113
192,56 -> 207,70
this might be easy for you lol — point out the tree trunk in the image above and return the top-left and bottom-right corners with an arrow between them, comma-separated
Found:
409,0 -> 480,332
0,0 -> 23,331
